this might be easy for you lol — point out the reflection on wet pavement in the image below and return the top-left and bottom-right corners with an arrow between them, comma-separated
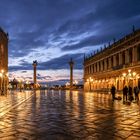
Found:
0,90 -> 140,139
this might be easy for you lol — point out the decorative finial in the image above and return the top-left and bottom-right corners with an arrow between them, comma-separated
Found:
33,60 -> 38,66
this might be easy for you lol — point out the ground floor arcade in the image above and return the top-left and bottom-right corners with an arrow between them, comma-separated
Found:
84,66 -> 140,92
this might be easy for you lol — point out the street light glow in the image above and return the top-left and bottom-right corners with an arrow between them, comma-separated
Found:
123,73 -> 126,77
128,69 -> 131,73
0,73 -> 2,77
1,69 -> 4,73
133,72 -> 136,76
6,73 -> 8,77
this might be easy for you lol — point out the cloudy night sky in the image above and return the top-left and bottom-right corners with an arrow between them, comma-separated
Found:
0,0 -> 140,85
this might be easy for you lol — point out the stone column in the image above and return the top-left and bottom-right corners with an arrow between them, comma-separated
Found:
84,67 -> 86,75
125,49 -> 129,64
94,64 -> 96,73
32,60 -> 38,89
108,57 -> 111,68
92,64 -> 94,73
89,65 -> 91,74
91,65 -> 92,74
119,53 -> 122,65
104,59 -> 107,70
84,82 -> 88,91
69,58 -> 74,89
97,62 -> 99,72
91,65 -> 93,73
100,61 -> 103,71
113,55 -> 116,67
132,46 -> 137,62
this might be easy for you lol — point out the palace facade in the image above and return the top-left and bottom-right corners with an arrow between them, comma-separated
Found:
0,27 -> 8,94
84,28 -> 140,91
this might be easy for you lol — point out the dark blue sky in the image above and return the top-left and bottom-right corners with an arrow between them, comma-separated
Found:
0,0 -> 140,84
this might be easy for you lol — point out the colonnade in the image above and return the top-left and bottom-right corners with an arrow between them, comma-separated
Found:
85,46 -> 139,75
84,75 -> 139,92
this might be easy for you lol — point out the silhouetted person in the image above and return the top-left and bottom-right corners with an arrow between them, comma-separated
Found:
128,86 -> 133,101
1,89 -> 4,95
134,86 -> 139,101
111,85 -> 116,101
123,86 -> 128,102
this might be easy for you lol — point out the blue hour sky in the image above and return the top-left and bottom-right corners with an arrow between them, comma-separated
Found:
0,0 -> 140,84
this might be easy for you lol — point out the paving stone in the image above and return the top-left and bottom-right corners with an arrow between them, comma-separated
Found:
115,130 -> 134,139
126,135 -> 140,140
0,90 -> 140,139
0,136 -> 16,140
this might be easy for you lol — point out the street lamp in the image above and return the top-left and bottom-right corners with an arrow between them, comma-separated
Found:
87,77 -> 93,92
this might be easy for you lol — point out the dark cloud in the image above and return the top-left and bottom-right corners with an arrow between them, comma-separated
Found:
0,0 -> 140,82
38,53 -> 84,70
21,71 -> 27,73
26,77 -> 32,80
9,65 -> 31,72
9,53 -> 84,71
47,0 -> 140,52
61,34 -> 110,51
37,74 -> 52,80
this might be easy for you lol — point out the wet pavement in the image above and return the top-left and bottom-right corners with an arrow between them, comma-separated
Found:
0,90 -> 140,140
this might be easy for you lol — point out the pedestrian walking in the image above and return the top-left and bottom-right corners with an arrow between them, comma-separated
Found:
134,86 -> 139,101
123,85 -> 128,102
111,85 -> 116,101
128,85 -> 133,101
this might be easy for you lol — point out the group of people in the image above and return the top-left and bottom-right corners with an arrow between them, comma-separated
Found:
111,85 -> 139,102
123,85 -> 139,102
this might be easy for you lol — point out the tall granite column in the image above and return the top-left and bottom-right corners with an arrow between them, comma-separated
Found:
69,58 -> 74,90
32,60 -> 38,89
